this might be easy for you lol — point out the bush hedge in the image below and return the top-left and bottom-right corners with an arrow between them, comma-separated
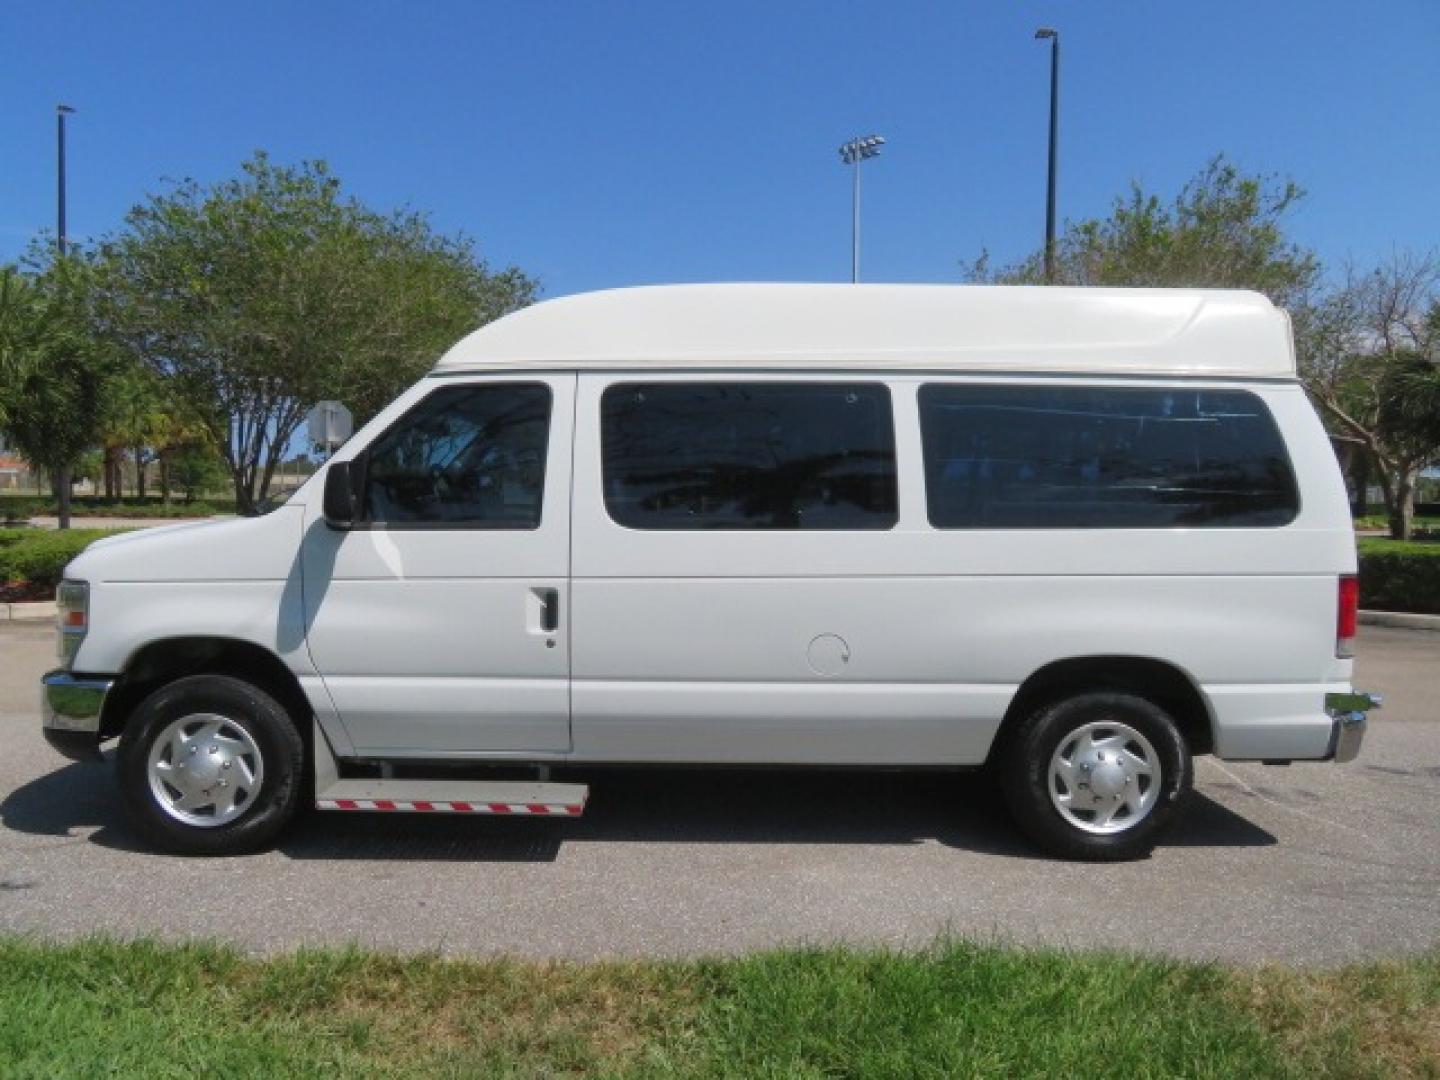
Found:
0,529 -> 125,597
1357,538 -> 1440,615
0,496 -> 231,521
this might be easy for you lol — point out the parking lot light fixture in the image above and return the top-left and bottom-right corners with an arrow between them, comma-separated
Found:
56,104 -> 76,257
838,134 -> 885,283
1034,28 -> 1060,283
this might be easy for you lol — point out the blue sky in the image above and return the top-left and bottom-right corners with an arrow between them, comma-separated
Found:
2,1 -> 1437,299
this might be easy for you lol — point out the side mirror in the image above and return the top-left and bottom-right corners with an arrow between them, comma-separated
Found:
322,459 -> 363,529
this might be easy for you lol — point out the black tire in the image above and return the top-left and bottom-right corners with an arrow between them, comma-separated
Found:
999,692 -> 1191,862
117,674 -> 305,856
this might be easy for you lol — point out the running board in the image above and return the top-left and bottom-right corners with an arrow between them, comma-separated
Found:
311,720 -> 586,817
316,779 -> 587,817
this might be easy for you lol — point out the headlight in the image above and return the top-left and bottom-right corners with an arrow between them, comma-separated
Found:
56,580 -> 89,669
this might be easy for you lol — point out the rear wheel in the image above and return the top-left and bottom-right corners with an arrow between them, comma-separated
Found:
1000,692 -> 1191,861
117,675 -> 304,856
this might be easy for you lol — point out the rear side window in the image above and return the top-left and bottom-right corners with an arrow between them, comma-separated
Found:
601,382 -> 898,530
918,385 -> 1299,529
362,382 -> 551,527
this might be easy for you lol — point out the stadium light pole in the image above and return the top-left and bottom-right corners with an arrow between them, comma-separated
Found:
53,104 -> 79,526
57,104 -> 75,257
1035,28 -> 1060,283
838,135 -> 884,283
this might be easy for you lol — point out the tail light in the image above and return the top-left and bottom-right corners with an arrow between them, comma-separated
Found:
1336,575 -> 1359,658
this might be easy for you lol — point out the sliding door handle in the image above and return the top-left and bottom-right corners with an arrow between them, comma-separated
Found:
536,587 -> 559,633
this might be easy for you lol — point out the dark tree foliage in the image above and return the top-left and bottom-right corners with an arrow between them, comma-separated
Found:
96,153 -> 537,513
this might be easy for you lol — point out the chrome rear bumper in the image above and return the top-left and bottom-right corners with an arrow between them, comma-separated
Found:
1324,690 -> 1381,764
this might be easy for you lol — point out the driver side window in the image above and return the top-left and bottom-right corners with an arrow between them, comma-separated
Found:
362,382 -> 552,528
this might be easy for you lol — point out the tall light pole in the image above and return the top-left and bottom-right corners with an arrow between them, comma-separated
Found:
54,104 -> 78,528
1035,28 -> 1059,283
838,134 -> 884,283
57,104 -> 75,257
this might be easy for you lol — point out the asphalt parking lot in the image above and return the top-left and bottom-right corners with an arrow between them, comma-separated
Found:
2,621 -> 1436,966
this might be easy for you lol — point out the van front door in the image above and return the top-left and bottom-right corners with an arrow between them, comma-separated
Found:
302,374 -> 574,756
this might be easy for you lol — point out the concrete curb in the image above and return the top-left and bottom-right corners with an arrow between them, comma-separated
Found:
3,601 -> 57,621
1360,609 -> 1440,632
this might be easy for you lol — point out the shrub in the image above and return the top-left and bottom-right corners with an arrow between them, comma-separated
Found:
0,497 -> 48,523
0,495 -> 231,521
0,529 -> 125,596
1357,539 -> 1440,615
66,501 -> 223,519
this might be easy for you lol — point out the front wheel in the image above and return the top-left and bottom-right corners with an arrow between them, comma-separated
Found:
1000,692 -> 1192,861
117,675 -> 305,856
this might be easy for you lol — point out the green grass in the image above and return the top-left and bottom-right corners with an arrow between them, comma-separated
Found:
1353,515 -> 1440,532
1359,536 -> 1440,556
1,938 -> 1436,1078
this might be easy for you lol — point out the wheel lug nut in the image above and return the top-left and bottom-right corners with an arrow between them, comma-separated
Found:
223,761 -> 232,769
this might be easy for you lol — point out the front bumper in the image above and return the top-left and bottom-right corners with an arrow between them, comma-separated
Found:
41,670 -> 115,762
1324,690 -> 1381,764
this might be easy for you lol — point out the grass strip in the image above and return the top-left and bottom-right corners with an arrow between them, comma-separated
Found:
1,938 -> 1437,1078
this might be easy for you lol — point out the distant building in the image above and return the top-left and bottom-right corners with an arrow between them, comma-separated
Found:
0,452 -> 26,490
0,434 -> 33,490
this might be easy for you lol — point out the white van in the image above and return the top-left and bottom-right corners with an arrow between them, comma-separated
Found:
41,284 -> 1378,861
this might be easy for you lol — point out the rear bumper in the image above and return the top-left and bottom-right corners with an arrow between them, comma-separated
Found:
41,670 -> 114,762
1207,684 -> 1381,762
1324,690 -> 1380,764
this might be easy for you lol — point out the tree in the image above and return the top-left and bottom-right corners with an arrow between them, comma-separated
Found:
98,359 -> 213,502
960,156 -> 1429,536
100,361 -> 167,499
166,442 -> 228,503
966,155 -> 1319,307
1295,252 -> 1440,540
0,259 -> 113,528
96,152 -> 537,514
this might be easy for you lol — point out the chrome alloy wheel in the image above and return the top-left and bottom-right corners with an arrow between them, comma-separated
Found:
146,714 -> 264,828
1048,720 -> 1161,834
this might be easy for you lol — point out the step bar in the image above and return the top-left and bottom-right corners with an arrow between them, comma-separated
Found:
313,722 -> 587,817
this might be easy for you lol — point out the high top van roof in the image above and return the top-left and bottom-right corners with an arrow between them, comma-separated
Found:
433,284 -> 1295,379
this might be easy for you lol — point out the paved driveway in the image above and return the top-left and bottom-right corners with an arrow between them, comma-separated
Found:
1,622 -> 1436,965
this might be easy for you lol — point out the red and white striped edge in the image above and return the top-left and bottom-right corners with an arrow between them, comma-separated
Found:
317,798 -> 583,816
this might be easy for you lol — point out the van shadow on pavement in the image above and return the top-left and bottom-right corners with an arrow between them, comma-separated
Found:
1,759 -> 1275,863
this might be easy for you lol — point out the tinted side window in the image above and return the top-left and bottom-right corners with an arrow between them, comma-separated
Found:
918,385 -> 1299,529
602,382 -> 897,530
363,383 -> 551,527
